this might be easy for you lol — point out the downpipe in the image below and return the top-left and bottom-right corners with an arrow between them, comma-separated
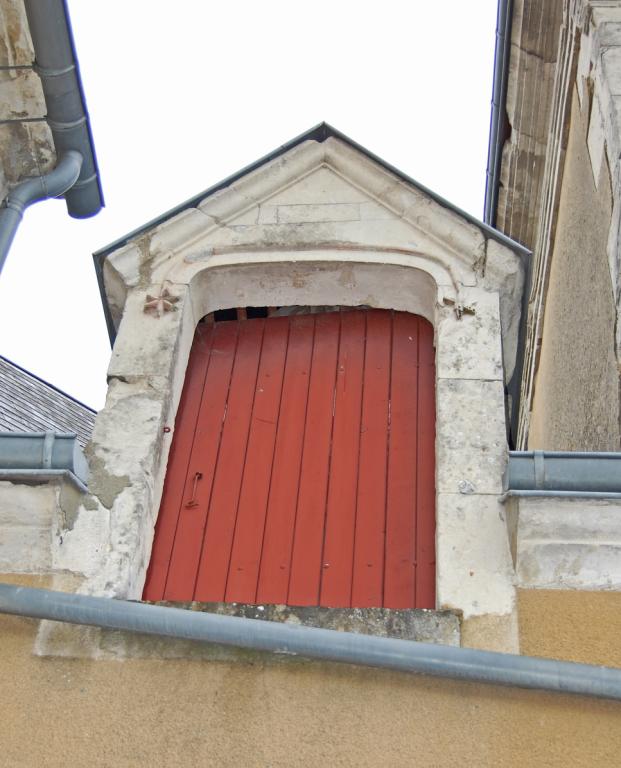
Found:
2,582 -> 621,701
0,150 -> 83,274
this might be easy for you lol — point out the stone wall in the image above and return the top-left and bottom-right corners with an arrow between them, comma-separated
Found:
0,477 -> 84,575
0,0 -> 54,201
498,1 -> 621,448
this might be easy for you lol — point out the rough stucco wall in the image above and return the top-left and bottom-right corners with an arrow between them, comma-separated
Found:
1,598 -> 621,768
518,588 -> 621,668
529,86 -> 620,450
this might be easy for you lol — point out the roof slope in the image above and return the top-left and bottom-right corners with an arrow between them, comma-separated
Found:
0,355 -> 96,447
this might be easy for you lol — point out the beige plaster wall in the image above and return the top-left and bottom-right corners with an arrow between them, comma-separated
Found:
1,583 -> 620,768
529,86 -> 620,450
518,588 -> 621,668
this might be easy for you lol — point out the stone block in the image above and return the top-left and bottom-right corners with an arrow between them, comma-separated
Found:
602,46 -> 621,95
515,496 -> 621,589
276,202 -> 360,224
198,603 -> 459,644
588,90 -> 606,187
257,204 -> 278,224
93,603 -> 460,661
436,493 -> 515,619
593,8 -> 621,28
436,379 -> 507,495
595,21 -> 621,48
436,291 -> 503,381
576,32 -> 593,109
0,481 -> 55,571
0,69 -> 45,120
359,201 -> 396,220
267,165 -> 370,206
107,285 -> 190,381
150,209 -> 214,257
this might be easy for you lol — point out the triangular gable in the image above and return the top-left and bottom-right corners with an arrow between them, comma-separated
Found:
95,123 -> 529,342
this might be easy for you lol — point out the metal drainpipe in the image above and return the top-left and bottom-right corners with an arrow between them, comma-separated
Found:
2,583 -> 621,701
0,151 -> 82,275
23,0 -> 103,219
484,0 -> 512,226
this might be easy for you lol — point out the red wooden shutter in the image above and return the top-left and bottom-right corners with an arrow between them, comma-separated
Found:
144,309 -> 436,609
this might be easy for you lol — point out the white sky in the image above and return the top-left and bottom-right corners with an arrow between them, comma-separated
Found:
0,0 -> 497,410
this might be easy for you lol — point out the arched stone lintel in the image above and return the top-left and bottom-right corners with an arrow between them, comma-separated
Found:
187,257 -> 442,327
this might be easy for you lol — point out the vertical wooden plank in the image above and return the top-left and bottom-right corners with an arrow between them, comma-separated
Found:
351,309 -> 392,607
287,311 -> 341,606
319,310 -> 366,607
256,314 -> 315,604
163,321 -> 238,601
193,319 -> 265,602
225,316 -> 290,603
143,323 -> 214,601
416,318 -> 436,608
384,312 -> 419,609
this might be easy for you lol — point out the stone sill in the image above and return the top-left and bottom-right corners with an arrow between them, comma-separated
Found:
36,601 -> 461,661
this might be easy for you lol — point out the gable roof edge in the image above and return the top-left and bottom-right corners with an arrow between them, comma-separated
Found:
94,122 -> 531,344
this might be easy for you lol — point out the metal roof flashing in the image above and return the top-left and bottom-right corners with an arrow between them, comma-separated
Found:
93,122 -> 530,345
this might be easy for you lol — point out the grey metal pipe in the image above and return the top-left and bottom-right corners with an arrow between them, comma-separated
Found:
0,151 -> 82,274
23,0 -> 103,218
2,583 -> 621,701
484,0 -> 512,225
507,450 -> 621,494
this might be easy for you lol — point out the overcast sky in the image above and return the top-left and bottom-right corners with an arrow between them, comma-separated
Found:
0,0 -> 498,409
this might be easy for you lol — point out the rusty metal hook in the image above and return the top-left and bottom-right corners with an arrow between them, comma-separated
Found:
185,472 -> 203,508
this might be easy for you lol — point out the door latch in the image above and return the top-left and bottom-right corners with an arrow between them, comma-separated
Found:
185,471 -> 203,508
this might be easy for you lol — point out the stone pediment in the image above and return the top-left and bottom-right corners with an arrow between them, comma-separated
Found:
100,129 -> 527,341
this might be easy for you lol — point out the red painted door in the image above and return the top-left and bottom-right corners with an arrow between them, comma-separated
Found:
143,309 -> 436,609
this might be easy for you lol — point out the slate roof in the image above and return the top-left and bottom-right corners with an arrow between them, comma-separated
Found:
0,355 -> 96,448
